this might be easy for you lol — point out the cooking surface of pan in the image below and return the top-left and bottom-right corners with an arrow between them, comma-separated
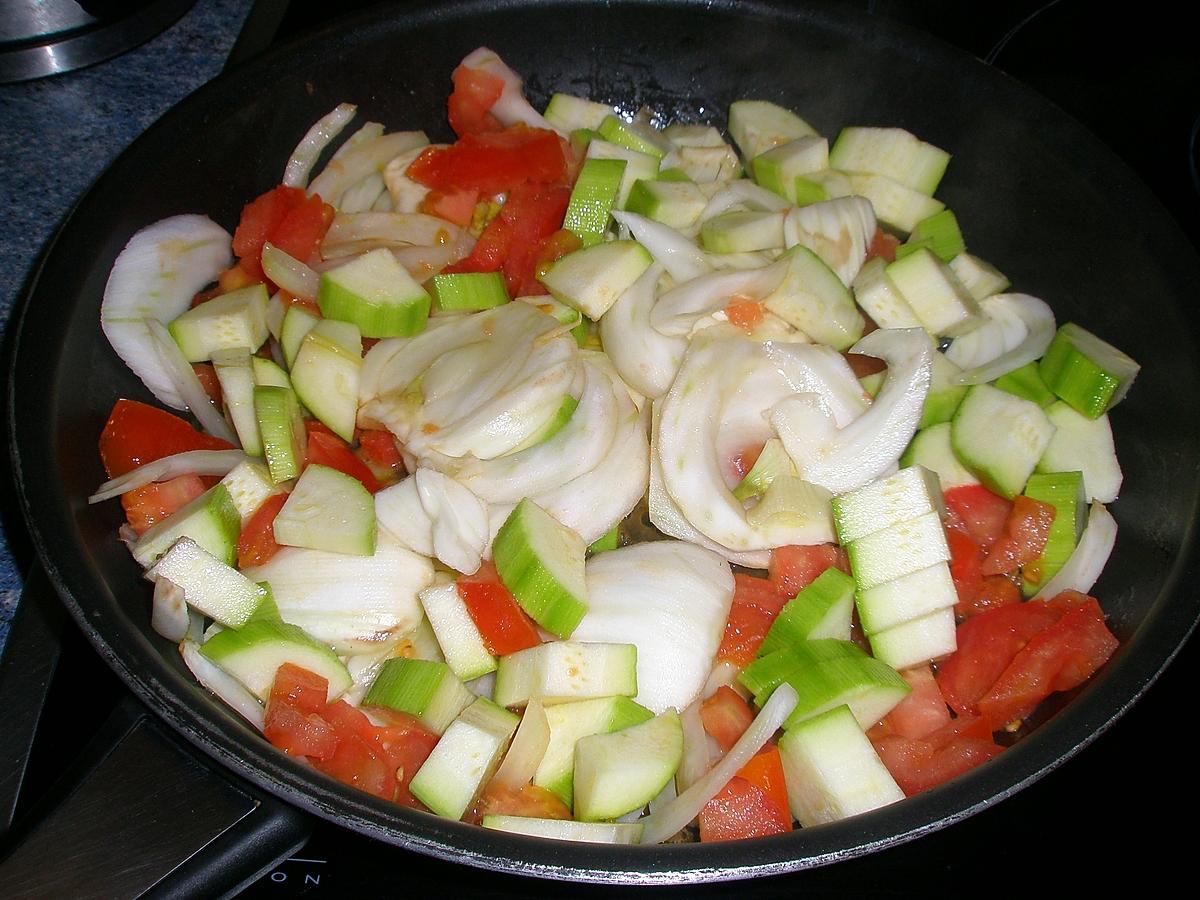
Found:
8,0 -> 1200,882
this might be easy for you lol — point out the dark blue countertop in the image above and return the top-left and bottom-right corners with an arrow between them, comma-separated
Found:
0,0 -> 254,656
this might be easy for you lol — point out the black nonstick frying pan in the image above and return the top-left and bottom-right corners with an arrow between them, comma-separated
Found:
6,0 -> 1200,887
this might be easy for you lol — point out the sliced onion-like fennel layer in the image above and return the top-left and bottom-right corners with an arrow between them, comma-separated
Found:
101,215 -> 233,409
783,195 -> 876,286
598,261 -> 688,399
574,541 -> 734,714
244,529 -> 432,656
375,468 -> 491,575
772,327 -> 932,494
359,302 -> 580,461
949,293 -> 1056,384
653,327 -> 838,556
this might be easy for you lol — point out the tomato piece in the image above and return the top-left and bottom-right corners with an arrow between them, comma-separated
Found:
270,192 -> 335,265
977,595 -> 1118,727
701,685 -> 756,752
866,227 -> 901,263
736,745 -> 791,826
869,665 -> 951,741
717,573 -> 790,667
531,228 -> 583,283
269,663 -> 330,714
305,421 -> 382,494
728,442 -> 764,482
446,182 -> 572,297
724,299 -> 765,332
220,258 -> 264,289
192,362 -> 223,406
698,775 -> 792,842
768,543 -> 850,600
366,708 -> 441,809
457,561 -> 541,656
472,781 -> 572,824
843,352 -> 888,379
981,495 -> 1056,576
406,125 -> 569,195
313,731 -> 397,800
935,601 -> 1063,716
99,399 -> 235,478
120,474 -> 207,536
233,186 -> 302,260
355,428 -> 404,471
501,183 -> 573,297
943,484 -> 1013,552
419,186 -> 481,227
946,527 -> 984,612
237,492 -> 288,569
873,727 -> 1003,796
447,64 -> 505,137
264,702 -> 340,760
232,185 -> 333,279
969,575 -> 1021,618
263,664 -> 339,759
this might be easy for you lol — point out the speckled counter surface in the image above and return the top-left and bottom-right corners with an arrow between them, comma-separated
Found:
0,0 -> 254,657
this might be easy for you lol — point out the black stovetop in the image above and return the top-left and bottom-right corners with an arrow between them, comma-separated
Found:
4,1 -> 1199,896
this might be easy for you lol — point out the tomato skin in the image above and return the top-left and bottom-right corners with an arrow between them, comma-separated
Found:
120,474 -> 207,536
700,685 -> 756,752
237,492 -> 288,569
406,126 -> 569,195
314,731 -> 396,800
99,399 -> 235,478
264,702 -> 340,760
264,664 -> 338,758
869,664 -> 951,741
768,543 -> 850,600
193,363 -> 223,406
305,421 -> 382,493
981,495 -> 1056,576
457,561 -> 542,656
843,352 -> 888,379
270,192 -> 335,265
717,574 -> 790,667
737,745 -> 791,825
943,484 -> 1013,552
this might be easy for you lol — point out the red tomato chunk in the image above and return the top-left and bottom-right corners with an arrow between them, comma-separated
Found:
717,574 -> 789,667
99,399 -> 234,478
120,474 -> 207,536
873,714 -> 1003,796
457,561 -> 541,656
936,592 -> 1118,730
264,663 -> 438,809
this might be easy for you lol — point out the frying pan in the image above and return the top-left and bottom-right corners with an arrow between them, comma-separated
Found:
6,0 -> 1200,886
